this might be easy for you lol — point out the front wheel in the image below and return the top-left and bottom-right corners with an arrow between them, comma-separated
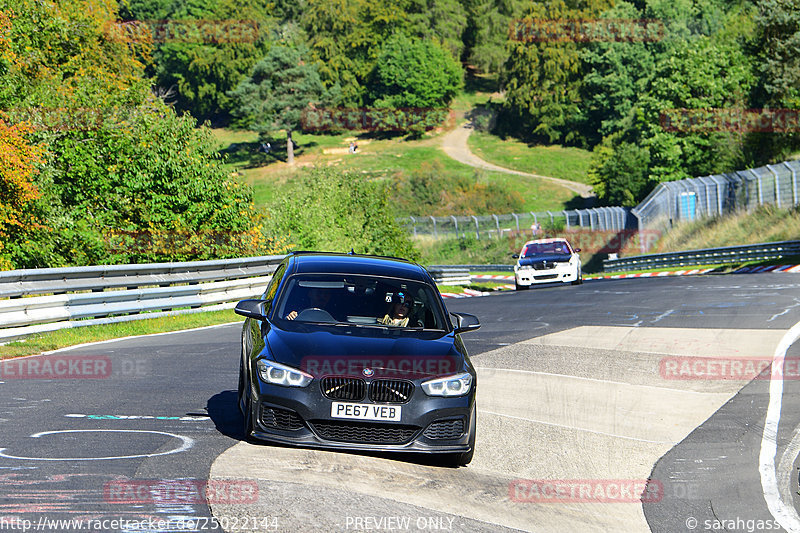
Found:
515,280 -> 529,291
242,389 -> 254,439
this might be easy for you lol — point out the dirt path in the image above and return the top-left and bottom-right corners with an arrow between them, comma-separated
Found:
441,120 -> 595,198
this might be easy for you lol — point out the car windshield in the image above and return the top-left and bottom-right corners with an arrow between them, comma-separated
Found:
274,274 -> 447,330
522,242 -> 572,257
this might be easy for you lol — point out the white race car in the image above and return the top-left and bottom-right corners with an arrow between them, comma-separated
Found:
513,238 -> 582,289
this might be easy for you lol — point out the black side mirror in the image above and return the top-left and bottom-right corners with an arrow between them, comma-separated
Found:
450,312 -> 480,334
574,248 -> 582,253
512,253 -> 519,259
235,299 -> 267,320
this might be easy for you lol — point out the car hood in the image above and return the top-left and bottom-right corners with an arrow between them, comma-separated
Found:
265,325 -> 464,379
518,254 -> 572,266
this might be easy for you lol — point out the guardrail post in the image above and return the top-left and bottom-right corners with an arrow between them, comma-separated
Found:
562,210 -> 570,229
784,161 -> 797,206
512,213 -> 519,233
710,175 -> 724,215
472,216 -> 480,240
409,216 -> 417,237
547,211 -> 554,228
633,213 -> 646,253
752,169 -> 763,206
767,165 -> 781,208
430,216 -> 437,238
698,177 -> 711,217
492,214 -> 500,239
450,215 -> 458,236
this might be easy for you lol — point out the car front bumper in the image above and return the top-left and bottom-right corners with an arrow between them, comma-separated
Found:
247,381 -> 476,454
515,264 -> 579,286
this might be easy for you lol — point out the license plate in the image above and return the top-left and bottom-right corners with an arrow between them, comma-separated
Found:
330,402 -> 401,421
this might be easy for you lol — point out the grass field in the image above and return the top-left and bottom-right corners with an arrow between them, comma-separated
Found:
211,127 -> 581,213
651,205 -> 800,253
467,130 -> 593,184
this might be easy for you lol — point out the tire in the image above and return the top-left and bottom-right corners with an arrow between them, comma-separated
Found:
237,354 -> 246,415
515,280 -> 529,291
239,351 -> 255,438
243,388 -> 254,439
571,268 -> 583,285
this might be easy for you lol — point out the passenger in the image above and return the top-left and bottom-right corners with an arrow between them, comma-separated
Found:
378,292 -> 411,327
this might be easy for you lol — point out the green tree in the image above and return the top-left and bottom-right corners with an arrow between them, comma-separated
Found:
300,0 -> 467,106
121,0 -> 275,121
406,0 -> 468,60
229,45 -> 327,164
267,168 -> 419,260
752,0 -> 800,160
576,1 -> 655,146
368,33 -> 463,109
502,0 -> 613,143
0,0 -> 268,267
462,0 -> 525,73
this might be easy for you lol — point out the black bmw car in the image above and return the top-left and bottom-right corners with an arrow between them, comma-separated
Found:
234,252 -> 480,465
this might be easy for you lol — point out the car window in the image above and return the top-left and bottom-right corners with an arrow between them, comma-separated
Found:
261,262 -> 286,316
274,274 -> 446,330
523,241 -> 572,257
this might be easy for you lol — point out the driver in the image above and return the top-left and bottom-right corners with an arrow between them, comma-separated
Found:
378,292 -> 411,327
286,288 -> 332,320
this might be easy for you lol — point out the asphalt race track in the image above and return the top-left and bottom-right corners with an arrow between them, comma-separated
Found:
1,273 -> 800,532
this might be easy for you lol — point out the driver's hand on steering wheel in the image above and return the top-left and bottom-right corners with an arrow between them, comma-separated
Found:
286,310 -> 298,320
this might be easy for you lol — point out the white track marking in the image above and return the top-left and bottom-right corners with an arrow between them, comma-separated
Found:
479,409 -> 672,444
760,320 -> 800,532
0,429 -> 194,461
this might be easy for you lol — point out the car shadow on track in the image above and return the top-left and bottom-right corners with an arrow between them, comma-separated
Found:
205,391 -> 464,468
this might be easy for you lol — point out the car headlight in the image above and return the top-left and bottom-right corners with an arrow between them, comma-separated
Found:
422,372 -> 473,397
256,359 -> 312,387
518,264 -> 532,270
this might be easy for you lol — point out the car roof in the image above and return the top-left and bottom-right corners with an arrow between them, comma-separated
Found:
522,238 -> 571,246
287,252 -> 429,282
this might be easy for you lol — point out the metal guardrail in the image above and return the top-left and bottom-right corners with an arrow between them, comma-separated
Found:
0,256 -> 285,343
427,267 -> 471,286
429,264 -> 514,273
0,256 -> 487,343
603,241 -> 800,272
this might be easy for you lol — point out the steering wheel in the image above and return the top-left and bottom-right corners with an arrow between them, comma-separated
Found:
294,307 -> 337,323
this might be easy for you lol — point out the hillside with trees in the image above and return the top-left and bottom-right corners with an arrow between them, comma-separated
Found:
1,0 -> 798,268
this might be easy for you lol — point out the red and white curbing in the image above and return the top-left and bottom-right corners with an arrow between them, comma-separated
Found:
446,264 -> 800,298
734,264 -> 800,273
586,268 -> 715,280
471,265 -> 800,285
440,288 -> 492,299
